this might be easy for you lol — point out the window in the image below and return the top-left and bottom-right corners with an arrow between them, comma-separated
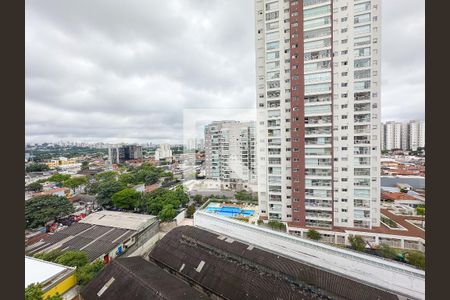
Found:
266,21 -> 279,31
354,35 -> 371,46
354,13 -> 371,24
266,31 -> 279,41
304,5 -> 331,19
265,1 -> 279,11
304,71 -> 331,83
304,38 -> 331,50
266,41 -> 279,50
354,25 -> 371,35
354,47 -> 371,57
341,17 -> 347,22
266,61 -> 280,70
304,16 -> 331,30
304,27 -> 331,40
354,2 -> 371,13
354,58 -> 371,68
341,39 -> 348,44
354,69 -> 371,79
266,11 -> 279,21
341,28 -> 348,33
267,51 -> 280,60
267,71 -> 280,79
305,83 -> 331,94
354,81 -> 371,91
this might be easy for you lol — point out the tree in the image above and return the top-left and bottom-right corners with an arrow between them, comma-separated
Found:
306,229 -> 321,241
193,194 -> 203,205
143,188 -> 181,215
47,174 -> 71,187
268,220 -> 286,231
112,188 -> 140,210
76,260 -> 104,286
173,185 -> 189,206
159,204 -> 177,221
26,163 -> 50,173
95,171 -> 118,182
186,204 -> 196,218
118,173 -> 137,185
25,284 -> 44,300
55,250 -> 89,268
378,244 -> 398,260
405,251 -> 425,270
235,190 -> 256,202
34,249 -> 63,262
26,283 -> 63,300
81,161 -> 90,171
96,180 -> 126,207
25,195 -> 74,229
348,235 -> 366,252
63,176 -> 87,193
26,182 -> 43,192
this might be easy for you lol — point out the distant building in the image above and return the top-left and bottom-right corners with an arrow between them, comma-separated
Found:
154,144 -> 173,161
108,145 -> 143,164
45,157 -> 79,169
381,120 -> 425,151
204,121 -> 256,189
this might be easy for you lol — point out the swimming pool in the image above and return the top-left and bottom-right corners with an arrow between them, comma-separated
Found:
205,205 -> 255,218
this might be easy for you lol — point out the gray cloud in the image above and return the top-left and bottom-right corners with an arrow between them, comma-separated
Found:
25,0 -> 424,144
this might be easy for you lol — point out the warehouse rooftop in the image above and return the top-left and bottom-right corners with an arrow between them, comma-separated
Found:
79,210 -> 156,230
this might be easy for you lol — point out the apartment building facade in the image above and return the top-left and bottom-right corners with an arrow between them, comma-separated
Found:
204,121 -> 256,187
255,0 -> 381,229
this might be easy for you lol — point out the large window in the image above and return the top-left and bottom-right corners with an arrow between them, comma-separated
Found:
304,0 -> 329,7
354,35 -> 371,46
266,11 -> 279,21
304,60 -> 331,72
304,38 -> 331,50
354,13 -> 371,24
265,1 -> 279,11
304,16 -> 331,30
266,61 -> 280,70
304,27 -> 331,40
354,47 -> 371,57
267,90 -> 280,98
266,21 -> 279,31
267,80 -> 280,89
304,49 -> 331,61
304,71 -> 331,84
304,104 -> 331,115
354,25 -> 371,35
354,81 -> 371,91
354,189 -> 370,198
304,5 -> 331,19
266,51 -> 279,60
354,69 -> 371,79
305,83 -> 331,94
354,1 -> 371,13
266,31 -> 279,41
354,58 -> 371,68
268,110 -> 281,118
266,41 -> 279,50
267,71 -> 280,79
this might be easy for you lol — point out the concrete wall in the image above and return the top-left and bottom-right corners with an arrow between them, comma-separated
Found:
123,220 -> 160,257
194,211 -> 425,300
174,209 -> 186,226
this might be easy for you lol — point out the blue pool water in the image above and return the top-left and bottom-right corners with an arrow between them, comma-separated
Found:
205,205 -> 255,217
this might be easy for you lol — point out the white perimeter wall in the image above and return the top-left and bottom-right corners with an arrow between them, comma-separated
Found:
194,211 -> 424,300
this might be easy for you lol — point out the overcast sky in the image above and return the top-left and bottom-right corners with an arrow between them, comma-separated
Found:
25,0 -> 425,144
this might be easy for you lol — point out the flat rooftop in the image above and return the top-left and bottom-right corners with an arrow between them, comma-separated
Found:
79,210 -> 156,230
25,256 -> 74,288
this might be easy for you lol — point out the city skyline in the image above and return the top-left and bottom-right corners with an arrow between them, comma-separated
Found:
26,0 -> 424,144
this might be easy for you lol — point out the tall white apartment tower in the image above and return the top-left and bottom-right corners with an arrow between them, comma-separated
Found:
255,0 -> 381,229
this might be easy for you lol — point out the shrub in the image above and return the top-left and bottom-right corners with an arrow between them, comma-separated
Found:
306,229 -> 321,241
378,244 -> 398,260
348,235 -> 366,252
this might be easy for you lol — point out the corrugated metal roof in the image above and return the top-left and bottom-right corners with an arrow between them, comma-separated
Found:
81,257 -> 207,300
26,222 -> 136,261
149,226 -> 399,300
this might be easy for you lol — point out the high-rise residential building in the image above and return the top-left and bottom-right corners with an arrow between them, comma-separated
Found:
204,121 -> 256,188
407,120 -> 425,151
255,0 -> 381,229
383,121 -> 402,150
